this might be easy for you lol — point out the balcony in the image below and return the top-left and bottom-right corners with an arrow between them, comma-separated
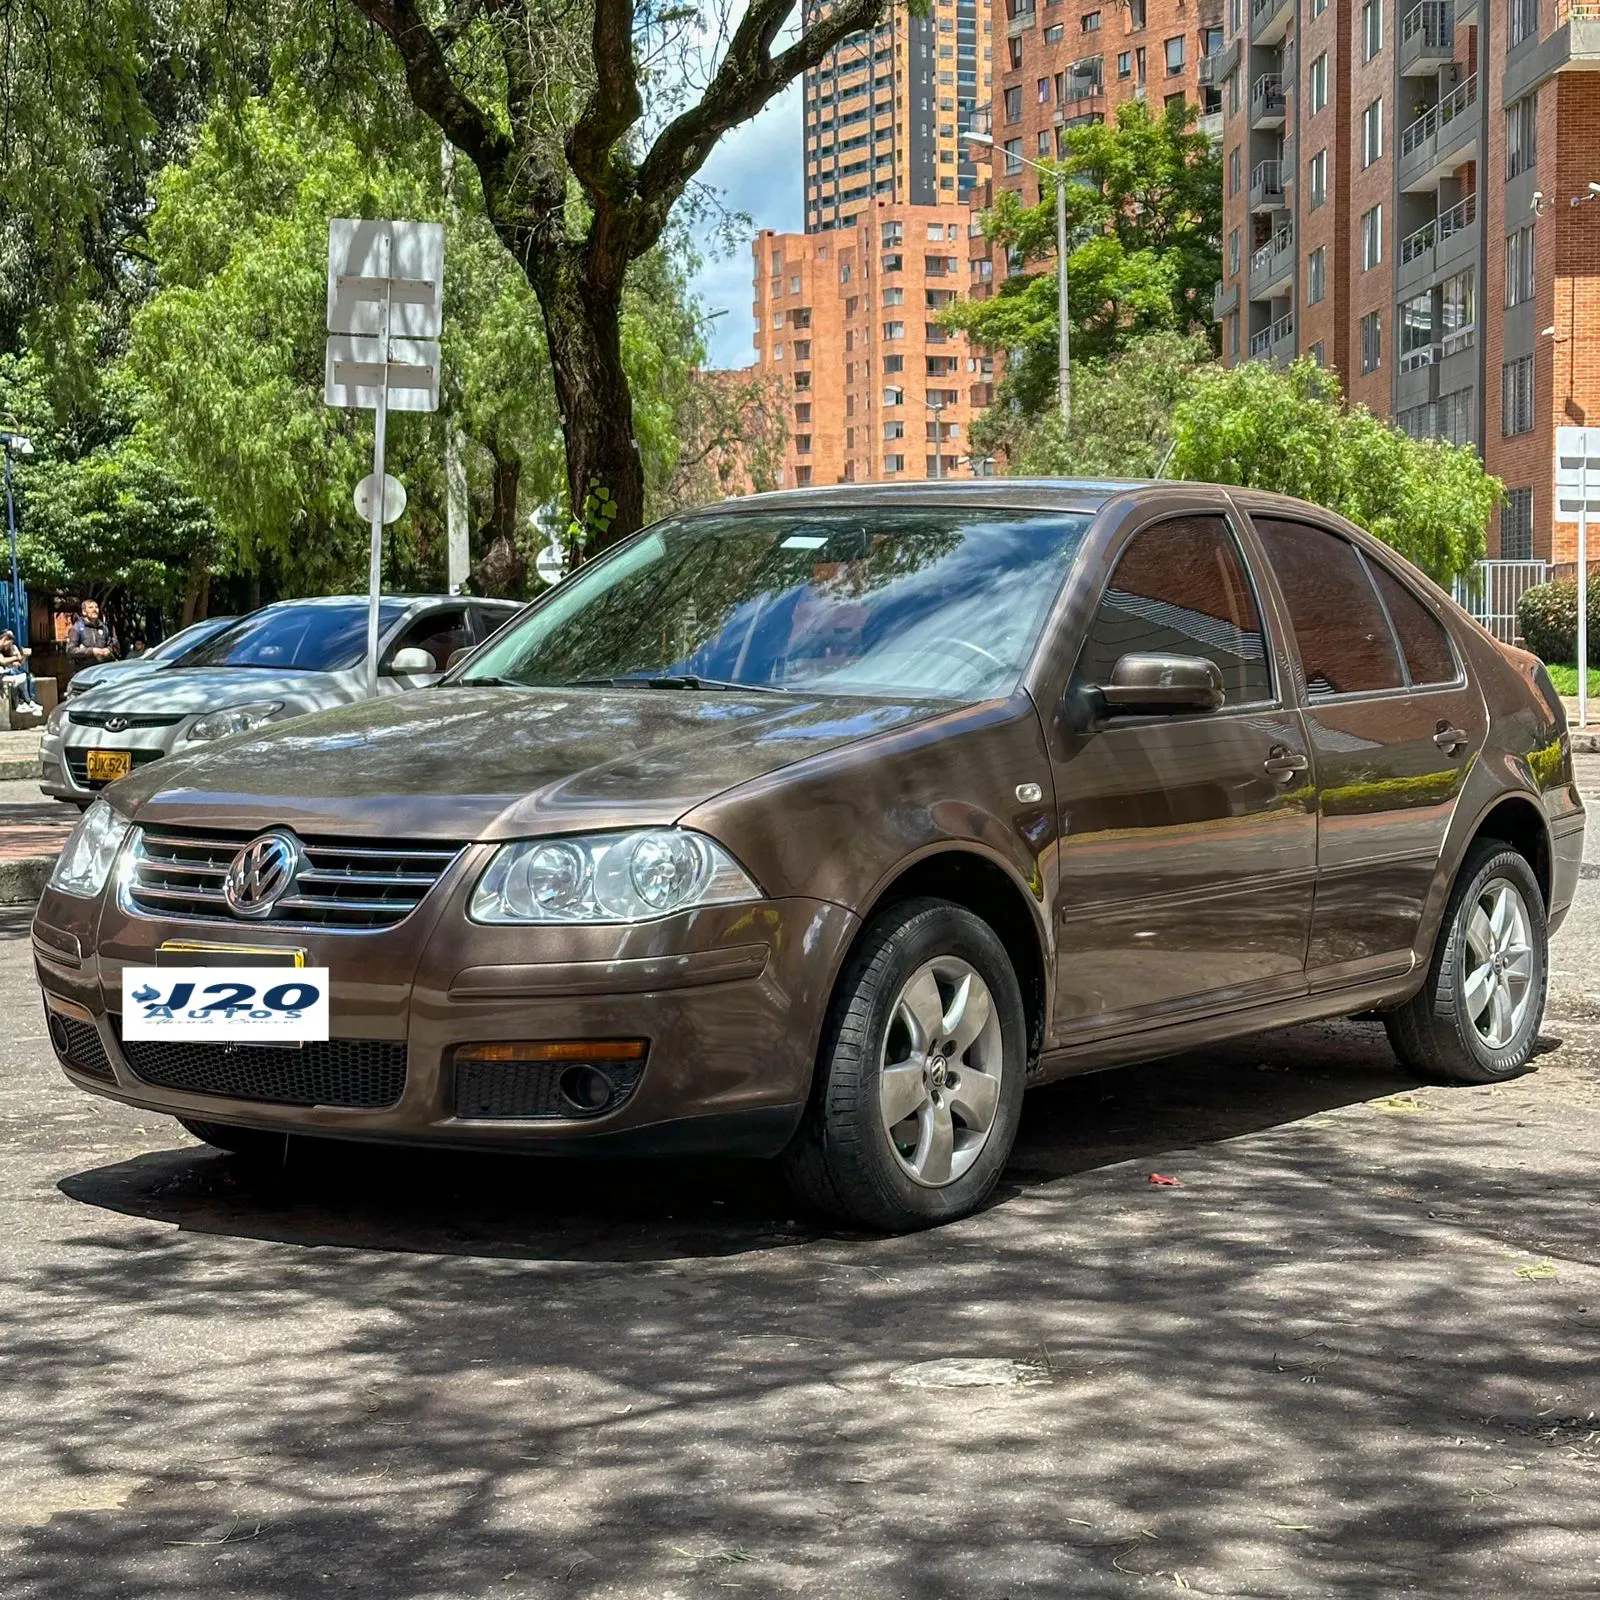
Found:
1398,74 -> 1478,193
1399,1 -> 1454,77
1248,221 -> 1294,300
1198,109 -> 1225,142
1251,0 -> 1292,45
1250,73 -> 1288,128
1249,311 -> 1295,364
1198,37 -> 1239,86
1503,0 -> 1600,100
1249,158 -> 1285,213
1213,278 -> 1240,321
1396,191 -> 1479,294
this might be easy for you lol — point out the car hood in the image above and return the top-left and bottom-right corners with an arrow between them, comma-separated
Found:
69,666 -> 341,715
70,658 -> 167,691
107,684 -> 958,840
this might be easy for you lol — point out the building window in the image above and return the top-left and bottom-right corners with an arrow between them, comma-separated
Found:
884,420 -> 905,440
1509,0 -> 1539,49
1044,22 -> 1064,41
1362,99 -> 1383,166
1311,0 -> 1327,13
1308,149 -> 1327,209
884,386 -> 905,406
1501,488 -> 1534,559
1399,292 -> 1434,369
1309,341 -> 1325,365
1228,146 -> 1241,195
1501,355 -> 1535,435
1229,309 -> 1240,360
1441,268 -> 1476,352
1310,53 -> 1328,114
1003,137 -> 1023,174
1361,311 -> 1382,373
1082,8 -> 1101,28
1118,50 -> 1132,77
1228,227 -> 1241,276
883,322 -> 904,340
1129,0 -> 1146,23
1438,386 -> 1472,447
883,353 -> 905,373
795,434 -> 812,455
795,403 -> 812,424
1362,0 -> 1382,60
1008,34 -> 1023,68
1361,205 -> 1383,270
1507,95 -> 1537,180
884,454 -> 905,474
1164,35 -> 1185,73
1004,85 -> 1022,121
1307,246 -> 1326,305
1506,225 -> 1536,307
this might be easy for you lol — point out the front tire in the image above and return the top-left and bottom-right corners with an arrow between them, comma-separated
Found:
782,897 -> 1027,1231
1385,842 -> 1548,1084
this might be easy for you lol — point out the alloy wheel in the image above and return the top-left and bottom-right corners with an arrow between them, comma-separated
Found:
878,956 -> 1004,1188
1463,878 -> 1536,1051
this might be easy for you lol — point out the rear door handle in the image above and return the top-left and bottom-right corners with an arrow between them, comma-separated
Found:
1263,747 -> 1309,782
1433,725 -> 1469,755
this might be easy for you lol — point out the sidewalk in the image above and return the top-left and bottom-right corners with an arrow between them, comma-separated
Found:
0,777 -> 70,904
0,728 -> 41,781
1559,699 -> 1600,754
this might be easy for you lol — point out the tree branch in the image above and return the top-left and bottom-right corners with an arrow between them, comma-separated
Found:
631,0 -> 890,253
567,0 -> 643,199
434,0 -> 484,47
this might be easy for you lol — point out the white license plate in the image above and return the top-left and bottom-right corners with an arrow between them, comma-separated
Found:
121,966 -> 330,1042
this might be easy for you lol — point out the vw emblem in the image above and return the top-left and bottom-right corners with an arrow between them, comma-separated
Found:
223,830 -> 303,919
104,716 -> 128,733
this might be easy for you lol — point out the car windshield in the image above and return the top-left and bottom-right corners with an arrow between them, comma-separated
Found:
178,602 -> 409,673
148,618 -> 234,663
455,508 -> 1092,700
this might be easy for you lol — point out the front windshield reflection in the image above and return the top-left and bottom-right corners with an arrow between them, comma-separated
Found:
458,509 -> 1091,701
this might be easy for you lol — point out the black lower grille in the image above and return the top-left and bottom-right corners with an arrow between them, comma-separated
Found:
454,1058 -> 644,1120
48,1013 -> 115,1081
116,1028 -> 407,1109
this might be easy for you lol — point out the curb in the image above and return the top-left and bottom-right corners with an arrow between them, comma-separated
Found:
0,854 -> 52,905
0,756 -> 40,783
1572,731 -> 1600,756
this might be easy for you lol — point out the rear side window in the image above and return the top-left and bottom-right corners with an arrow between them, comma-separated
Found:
1255,519 -> 1403,698
1369,562 -> 1459,686
1077,514 -> 1273,705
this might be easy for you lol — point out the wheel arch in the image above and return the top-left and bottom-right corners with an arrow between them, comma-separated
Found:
1468,792 -> 1552,908
845,847 -> 1051,1069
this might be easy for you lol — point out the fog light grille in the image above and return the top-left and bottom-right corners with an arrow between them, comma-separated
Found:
453,1057 -> 645,1120
48,1013 -> 115,1082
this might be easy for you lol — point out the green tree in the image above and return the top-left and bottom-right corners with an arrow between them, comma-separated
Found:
1168,357 -> 1499,585
946,101 -> 1222,418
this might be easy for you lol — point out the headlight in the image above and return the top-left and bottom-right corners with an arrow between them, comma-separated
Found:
48,799 -> 132,898
471,830 -> 761,924
185,700 -> 285,742
46,702 -> 70,733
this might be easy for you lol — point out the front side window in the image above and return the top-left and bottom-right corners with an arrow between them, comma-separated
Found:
1075,516 -> 1272,706
456,510 -> 1094,703
1254,520 -> 1403,698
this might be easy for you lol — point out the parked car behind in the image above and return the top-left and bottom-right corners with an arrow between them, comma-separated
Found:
41,594 -> 520,806
34,483 -> 1583,1231
61,614 -> 239,703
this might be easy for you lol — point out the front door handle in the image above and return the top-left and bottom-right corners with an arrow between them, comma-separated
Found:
1263,746 -> 1309,782
1433,724 -> 1469,755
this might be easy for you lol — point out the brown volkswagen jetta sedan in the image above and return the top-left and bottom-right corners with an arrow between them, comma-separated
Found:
33,482 -> 1585,1230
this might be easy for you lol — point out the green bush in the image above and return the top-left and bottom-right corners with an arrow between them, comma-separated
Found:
1516,577 -> 1600,663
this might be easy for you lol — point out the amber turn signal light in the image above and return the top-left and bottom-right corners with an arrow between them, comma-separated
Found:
454,1039 -> 647,1063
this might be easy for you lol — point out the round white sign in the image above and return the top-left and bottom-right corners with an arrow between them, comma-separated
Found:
535,542 -> 566,587
354,473 -> 407,525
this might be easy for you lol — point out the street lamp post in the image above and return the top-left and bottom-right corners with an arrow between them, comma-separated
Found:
0,431 -> 34,703
923,394 -> 946,480
965,131 -> 1071,427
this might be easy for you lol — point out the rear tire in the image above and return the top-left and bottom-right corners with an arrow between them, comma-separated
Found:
1385,842 -> 1547,1084
781,897 -> 1027,1232
177,1117 -> 289,1164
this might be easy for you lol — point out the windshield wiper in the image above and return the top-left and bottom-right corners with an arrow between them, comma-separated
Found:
565,673 -> 786,694
442,675 -> 525,689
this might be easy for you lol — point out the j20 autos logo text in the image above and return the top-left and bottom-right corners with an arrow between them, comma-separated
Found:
120,966 -> 332,1042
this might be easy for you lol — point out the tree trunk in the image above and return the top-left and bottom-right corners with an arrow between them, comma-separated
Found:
536,255 -> 645,553
469,444 -> 527,597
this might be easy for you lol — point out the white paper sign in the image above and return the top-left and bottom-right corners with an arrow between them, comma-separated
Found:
327,219 -> 444,338
121,967 -> 331,1042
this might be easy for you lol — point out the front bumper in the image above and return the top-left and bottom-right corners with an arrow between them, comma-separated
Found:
33,873 -> 858,1158
40,725 -> 181,803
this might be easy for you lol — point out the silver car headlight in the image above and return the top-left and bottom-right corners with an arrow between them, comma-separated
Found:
185,700 -> 285,742
48,799 -> 132,898
471,829 -> 761,924
46,702 -> 70,734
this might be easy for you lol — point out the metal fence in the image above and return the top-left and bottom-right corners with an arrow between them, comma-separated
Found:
1451,559 -> 1549,643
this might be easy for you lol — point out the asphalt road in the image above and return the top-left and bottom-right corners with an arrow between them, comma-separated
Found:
3,770 -> 1600,1598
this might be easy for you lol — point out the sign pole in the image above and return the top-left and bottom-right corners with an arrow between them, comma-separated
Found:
366,258 -> 392,700
1581,454 -> 1589,731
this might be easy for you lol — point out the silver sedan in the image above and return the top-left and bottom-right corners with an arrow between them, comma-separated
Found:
41,594 -> 520,806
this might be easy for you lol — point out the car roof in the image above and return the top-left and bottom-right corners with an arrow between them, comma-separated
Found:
251,594 -> 520,611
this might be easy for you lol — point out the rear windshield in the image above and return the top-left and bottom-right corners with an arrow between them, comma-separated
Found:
455,508 -> 1092,701
179,602 -> 409,673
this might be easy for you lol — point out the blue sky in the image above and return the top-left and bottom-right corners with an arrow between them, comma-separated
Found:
691,85 -> 803,370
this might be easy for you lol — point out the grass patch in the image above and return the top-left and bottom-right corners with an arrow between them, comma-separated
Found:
1542,663 -> 1600,697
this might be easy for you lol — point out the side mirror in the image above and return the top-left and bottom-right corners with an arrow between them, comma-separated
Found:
386,646 -> 438,676
444,646 -> 474,671
1099,653 -> 1225,716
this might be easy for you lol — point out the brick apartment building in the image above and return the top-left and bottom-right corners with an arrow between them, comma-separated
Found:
751,209 -> 996,486
991,0 -> 1224,207
1215,0 -> 1600,563
803,0 -> 995,231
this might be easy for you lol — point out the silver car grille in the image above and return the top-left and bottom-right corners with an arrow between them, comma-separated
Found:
123,828 -> 464,930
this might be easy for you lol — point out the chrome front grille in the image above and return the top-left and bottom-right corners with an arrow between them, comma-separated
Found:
124,828 -> 463,930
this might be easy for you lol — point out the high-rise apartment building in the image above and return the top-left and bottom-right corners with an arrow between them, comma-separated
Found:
751,209 -> 995,486
992,0 -> 1223,198
804,0 -> 994,233
1216,0 -> 1600,563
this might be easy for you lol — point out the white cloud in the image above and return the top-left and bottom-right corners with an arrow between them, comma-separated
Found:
689,86 -> 802,369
